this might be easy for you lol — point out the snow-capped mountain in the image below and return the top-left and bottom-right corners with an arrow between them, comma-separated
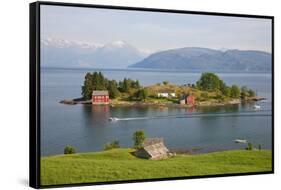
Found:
103,40 -> 128,49
41,38 -> 147,69
41,38 -> 103,49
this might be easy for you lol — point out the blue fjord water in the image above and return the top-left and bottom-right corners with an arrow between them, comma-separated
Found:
41,68 -> 272,156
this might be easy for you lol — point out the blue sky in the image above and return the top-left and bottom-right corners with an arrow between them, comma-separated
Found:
41,5 -> 272,53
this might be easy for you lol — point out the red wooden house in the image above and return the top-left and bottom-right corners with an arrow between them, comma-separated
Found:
179,94 -> 195,106
92,91 -> 109,105
186,95 -> 195,106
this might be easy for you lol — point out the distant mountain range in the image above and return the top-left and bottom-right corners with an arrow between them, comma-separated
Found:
42,39 -> 271,72
41,38 -> 147,69
129,47 -> 272,72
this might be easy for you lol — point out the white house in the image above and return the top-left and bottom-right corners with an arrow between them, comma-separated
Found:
157,91 -> 176,98
170,93 -> 176,97
157,92 -> 169,98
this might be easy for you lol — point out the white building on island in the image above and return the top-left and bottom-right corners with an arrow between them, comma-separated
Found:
157,91 -> 176,98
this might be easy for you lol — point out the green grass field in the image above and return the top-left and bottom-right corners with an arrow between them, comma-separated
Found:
41,148 -> 272,186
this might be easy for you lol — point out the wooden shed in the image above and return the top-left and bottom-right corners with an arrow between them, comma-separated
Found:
179,94 -> 195,106
92,90 -> 109,105
134,138 -> 170,160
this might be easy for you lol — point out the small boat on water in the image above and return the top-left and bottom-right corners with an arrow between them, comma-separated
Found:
108,117 -> 119,122
234,139 -> 248,144
253,105 -> 261,110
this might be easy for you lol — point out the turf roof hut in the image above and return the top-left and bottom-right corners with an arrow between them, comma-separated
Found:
134,138 -> 170,160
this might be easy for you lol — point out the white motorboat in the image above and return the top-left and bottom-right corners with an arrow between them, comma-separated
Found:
253,105 -> 261,110
108,117 -> 118,122
234,139 -> 248,144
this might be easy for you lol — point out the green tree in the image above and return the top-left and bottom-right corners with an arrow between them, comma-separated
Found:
122,78 -> 130,92
241,86 -> 248,99
81,72 -> 142,100
82,72 -> 109,99
196,72 -> 221,91
131,80 -> 140,89
64,145 -> 76,154
108,80 -> 120,98
219,81 -> 231,97
230,85 -> 241,98
248,89 -> 256,97
163,81 -> 169,85
118,81 -> 124,92
136,88 -> 148,101
94,72 -> 107,90
132,130 -> 146,149
98,72 -> 106,89
222,86 -> 231,97
81,72 -> 94,99
92,72 -> 99,90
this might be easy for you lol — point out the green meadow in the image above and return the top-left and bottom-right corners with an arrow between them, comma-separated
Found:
41,148 -> 272,186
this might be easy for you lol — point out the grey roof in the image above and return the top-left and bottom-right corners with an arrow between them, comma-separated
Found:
143,142 -> 169,158
135,138 -> 169,159
92,90 -> 109,96
143,138 -> 169,157
143,138 -> 164,146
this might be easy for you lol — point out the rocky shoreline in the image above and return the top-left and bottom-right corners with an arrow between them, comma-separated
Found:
59,96 -> 265,108
59,98 -> 91,105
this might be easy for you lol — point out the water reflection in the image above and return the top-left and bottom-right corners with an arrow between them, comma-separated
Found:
82,105 -> 110,127
187,107 -> 195,113
197,104 -> 240,113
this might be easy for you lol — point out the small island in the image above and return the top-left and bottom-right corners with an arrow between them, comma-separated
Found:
60,72 -> 265,107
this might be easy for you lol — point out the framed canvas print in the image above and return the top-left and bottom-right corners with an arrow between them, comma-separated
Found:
29,1 -> 274,188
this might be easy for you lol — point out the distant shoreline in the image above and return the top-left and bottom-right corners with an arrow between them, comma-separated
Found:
42,66 -> 272,74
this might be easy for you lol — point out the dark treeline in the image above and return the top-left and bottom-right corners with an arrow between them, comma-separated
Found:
81,71 -> 141,100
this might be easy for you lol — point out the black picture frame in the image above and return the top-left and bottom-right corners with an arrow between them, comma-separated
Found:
29,1 -> 274,189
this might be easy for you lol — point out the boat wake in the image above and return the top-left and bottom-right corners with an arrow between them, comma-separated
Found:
109,117 -> 148,121
109,110 -> 272,122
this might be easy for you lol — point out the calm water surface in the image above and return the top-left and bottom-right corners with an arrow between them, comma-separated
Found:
41,68 -> 272,156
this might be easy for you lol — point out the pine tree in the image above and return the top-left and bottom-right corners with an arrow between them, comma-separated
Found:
123,78 -> 130,92
230,85 -> 241,98
108,80 -> 120,98
81,72 -> 94,99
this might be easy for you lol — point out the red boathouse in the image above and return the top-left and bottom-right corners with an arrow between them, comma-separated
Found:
92,91 -> 109,105
186,95 -> 195,106
179,94 -> 195,106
